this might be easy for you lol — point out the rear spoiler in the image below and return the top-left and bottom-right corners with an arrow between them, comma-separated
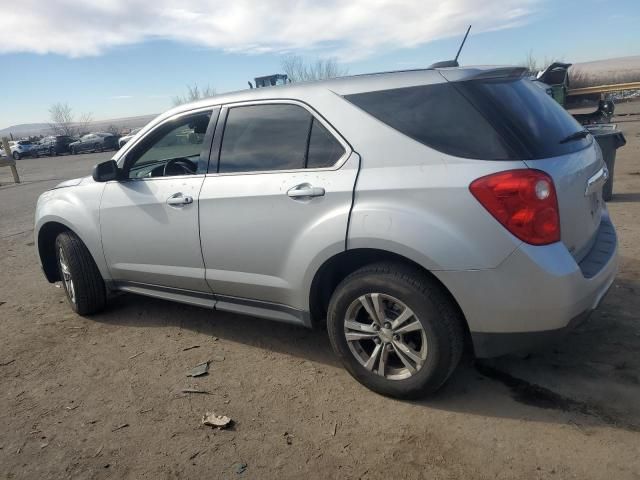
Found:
439,67 -> 528,82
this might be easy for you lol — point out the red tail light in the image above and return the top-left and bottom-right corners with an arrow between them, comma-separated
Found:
469,169 -> 560,245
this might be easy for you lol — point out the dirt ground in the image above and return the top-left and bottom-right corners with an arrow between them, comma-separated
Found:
1,105 -> 639,479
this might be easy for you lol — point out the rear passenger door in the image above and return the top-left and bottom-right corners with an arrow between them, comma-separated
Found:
198,101 -> 359,317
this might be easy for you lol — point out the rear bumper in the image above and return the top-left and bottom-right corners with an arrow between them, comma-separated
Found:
437,212 -> 618,358
470,304 -> 595,358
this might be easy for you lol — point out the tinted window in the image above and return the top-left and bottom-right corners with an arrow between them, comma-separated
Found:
307,119 -> 345,168
127,112 -> 211,179
345,79 -> 589,160
456,78 -> 590,158
345,83 -> 512,160
219,104 -> 311,173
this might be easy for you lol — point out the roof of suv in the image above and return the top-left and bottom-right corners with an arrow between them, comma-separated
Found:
161,65 -> 527,122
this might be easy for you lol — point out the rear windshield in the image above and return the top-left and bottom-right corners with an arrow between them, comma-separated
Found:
344,78 -> 590,160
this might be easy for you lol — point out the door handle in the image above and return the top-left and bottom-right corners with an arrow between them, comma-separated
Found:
287,184 -> 325,199
167,193 -> 194,206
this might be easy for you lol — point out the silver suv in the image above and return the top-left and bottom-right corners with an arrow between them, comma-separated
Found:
35,66 -> 617,398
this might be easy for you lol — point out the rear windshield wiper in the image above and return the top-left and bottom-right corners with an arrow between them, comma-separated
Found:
559,129 -> 590,144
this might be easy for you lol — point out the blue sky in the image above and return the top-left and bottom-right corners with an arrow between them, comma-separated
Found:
0,0 -> 638,129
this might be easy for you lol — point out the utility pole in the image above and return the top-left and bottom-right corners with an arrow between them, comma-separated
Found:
1,137 -> 20,184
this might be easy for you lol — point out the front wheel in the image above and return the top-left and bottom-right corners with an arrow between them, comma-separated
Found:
12,151 -> 20,160
55,231 -> 106,315
327,262 -> 464,399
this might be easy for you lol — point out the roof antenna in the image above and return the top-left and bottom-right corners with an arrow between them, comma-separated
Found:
429,25 -> 471,69
454,25 -> 471,64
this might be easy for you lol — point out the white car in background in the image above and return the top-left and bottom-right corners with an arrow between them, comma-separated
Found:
1,140 -> 36,160
118,128 -> 142,148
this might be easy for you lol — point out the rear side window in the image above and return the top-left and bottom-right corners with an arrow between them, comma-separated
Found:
456,78 -> 590,159
218,104 -> 346,173
219,104 -> 310,173
307,119 -> 345,168
345,83 -> 512,160
344,79 -> 590,160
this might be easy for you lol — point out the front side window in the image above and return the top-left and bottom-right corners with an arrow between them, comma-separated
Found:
127,111 -> 211,179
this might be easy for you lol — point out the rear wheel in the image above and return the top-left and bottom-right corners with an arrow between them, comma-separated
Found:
327,262 -> 464,398
70,147 -> 76,155
55,231 -> 106,315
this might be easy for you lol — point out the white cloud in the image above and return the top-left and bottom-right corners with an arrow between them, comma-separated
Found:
0,0 -> 541,59
110,95 -> 133,99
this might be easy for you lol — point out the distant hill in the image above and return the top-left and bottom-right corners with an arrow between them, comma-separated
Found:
0,114 -> 158,138
0,123 -> 51,137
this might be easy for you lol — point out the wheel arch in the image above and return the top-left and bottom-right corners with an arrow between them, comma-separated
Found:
308,248 -> 471,339
37,217 -> 108,284
37,221 -> 72,282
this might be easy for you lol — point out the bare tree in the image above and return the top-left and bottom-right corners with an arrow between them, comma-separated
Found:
172,84 -> 216,106
281,55 -> 348,82
105,124 -> 122,136
48,102 -> 75,137
49,103 -> 93,137
77,112 -> 93,136
521,50 -> 566,76
521,50 -> 540,75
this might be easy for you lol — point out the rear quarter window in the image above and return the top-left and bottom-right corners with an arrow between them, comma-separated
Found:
344,78 -> 590,160
344,82 -> 513,160
456,78 -> 591,159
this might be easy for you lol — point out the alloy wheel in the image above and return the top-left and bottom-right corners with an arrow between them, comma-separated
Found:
58,247 -> 76,304
344,293 -> 428,380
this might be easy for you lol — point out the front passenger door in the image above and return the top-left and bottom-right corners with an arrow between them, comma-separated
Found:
100,108 -> 217,293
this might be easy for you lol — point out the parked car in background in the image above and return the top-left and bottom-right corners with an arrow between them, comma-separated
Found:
118,128 -> 142,148
35,135 -> 75,156
95,133 -> 120,150
35,66 -> 617,398
69,133 -> 118,154
6,140 -> 37,160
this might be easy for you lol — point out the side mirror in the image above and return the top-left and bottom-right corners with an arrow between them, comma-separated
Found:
92,160 -> 119,182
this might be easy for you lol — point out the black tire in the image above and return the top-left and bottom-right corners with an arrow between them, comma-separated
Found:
50,147 -> 56,157
327,262 -> 464,399
12,151 -> 20,160
55,231 -> 106,315
70,147 -> 76,155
